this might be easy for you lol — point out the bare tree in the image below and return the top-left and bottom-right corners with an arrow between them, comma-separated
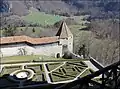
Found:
18,48 -> 27,56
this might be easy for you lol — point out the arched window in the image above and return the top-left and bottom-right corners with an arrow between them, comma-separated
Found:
56,53 -> 60,58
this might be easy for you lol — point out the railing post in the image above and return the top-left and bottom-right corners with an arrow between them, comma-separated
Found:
113,66 -> 118,89
101,73 -> 105,89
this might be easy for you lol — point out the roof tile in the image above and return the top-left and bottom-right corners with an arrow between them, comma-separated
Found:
0,35 -> 59,45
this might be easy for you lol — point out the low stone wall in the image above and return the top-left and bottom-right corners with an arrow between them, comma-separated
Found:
89,56 -> 104,70
70,52 -> 82,59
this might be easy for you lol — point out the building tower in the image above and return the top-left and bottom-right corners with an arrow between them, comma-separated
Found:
56,21 -> 73,55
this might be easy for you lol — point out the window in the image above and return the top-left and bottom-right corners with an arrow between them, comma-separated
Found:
62,45 -> 68,53
56,53 -> 60,58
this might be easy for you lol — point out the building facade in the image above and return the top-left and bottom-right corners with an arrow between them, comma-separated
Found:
0,22 -> 73,58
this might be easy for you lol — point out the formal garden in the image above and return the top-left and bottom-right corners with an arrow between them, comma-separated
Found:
0,58 -> 99,88
48,61 -> 89,82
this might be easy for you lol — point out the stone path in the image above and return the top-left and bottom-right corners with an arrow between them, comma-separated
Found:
84,61 -> 99,71
43,63 -> 52,83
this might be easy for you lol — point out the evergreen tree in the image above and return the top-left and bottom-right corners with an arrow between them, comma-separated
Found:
3,25 -> 17,37
78,44 -> 88,58
32,28 -> 35,32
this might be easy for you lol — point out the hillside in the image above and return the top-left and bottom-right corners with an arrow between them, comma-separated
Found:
22,11 -> 63,26
0,0 -> 119,19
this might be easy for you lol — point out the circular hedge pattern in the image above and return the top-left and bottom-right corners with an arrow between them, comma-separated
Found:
9,69 -> 34,82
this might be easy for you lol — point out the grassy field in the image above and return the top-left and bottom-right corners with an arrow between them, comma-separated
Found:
0,30 -> 3,37
17,27 -> 43,33
0,12 -> 88,38
22,11 -> 63,26
71,15 -> 90,25
1,55 -> 40,63
69,25 -> 87,31
0,26 -> 47,37
16,27 -> 43,37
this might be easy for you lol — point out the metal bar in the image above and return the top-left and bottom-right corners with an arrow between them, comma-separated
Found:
101,73 -> 105,89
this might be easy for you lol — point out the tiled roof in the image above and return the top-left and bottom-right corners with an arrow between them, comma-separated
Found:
0,35 -> 59,45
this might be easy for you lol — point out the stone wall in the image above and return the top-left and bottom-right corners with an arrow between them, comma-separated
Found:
33,43 -> 62,57
1,42 -> 62,57
59,35 -> 73,54
67,35 -> 73,52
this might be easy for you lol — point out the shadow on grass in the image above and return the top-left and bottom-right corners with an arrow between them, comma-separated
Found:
0,74 -> 63,89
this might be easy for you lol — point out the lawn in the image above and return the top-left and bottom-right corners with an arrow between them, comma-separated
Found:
50,73 -> 74,82
48,61 -> 88,82
1,55 -> 40,63
32,73 -> 46,82
0,66 -> 21,76
79,68 -> 94,78
17,27 -> 43,35
1,55 -> 88,64
0,58 -> 98,88
16,26 -> 46,37
0,27 -> 43,37
69,25 -> 87,31
25,64 -> 44,74
22,11 -> 63,26
47,63 -> 63,72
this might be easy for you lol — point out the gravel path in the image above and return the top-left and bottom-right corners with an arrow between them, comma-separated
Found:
84,61 -> 99,71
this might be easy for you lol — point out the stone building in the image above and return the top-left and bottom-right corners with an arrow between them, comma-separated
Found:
0,21 -> 73,58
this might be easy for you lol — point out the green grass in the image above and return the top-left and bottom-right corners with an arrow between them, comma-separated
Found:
17,27 -> 43,35
69,25 -> 87,32
1,55 -> 40,63
1,26 -> 46,37
32,74 -> 45,82
80,68 -> 93,78
61,62 -> 87,75
72,15 -> 90,24
67,61 -> 88,67
1,55 -> 87,64
1,66 -> 21,76
0,59 -> 93,86
50,73 -> 74,82
0,30 -> 4,37
47,63 -> 63,72
22,11 -> 63,26
48,61 -> 89,82
1,55 -> 57,63
26,64 -> 44,74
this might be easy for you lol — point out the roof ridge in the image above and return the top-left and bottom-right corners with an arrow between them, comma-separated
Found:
0,35 -> 58,45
